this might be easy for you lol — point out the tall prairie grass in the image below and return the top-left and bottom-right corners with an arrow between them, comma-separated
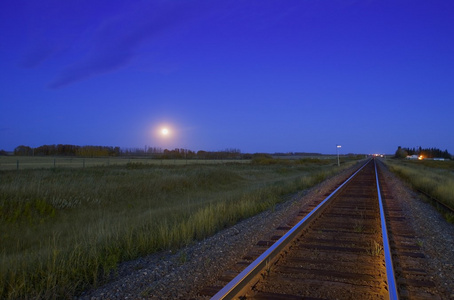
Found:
0,156 -> 249,171
383,159 -> 454,213
0,158 -> 359,298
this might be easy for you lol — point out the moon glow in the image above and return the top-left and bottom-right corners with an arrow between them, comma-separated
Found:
161,128 -> 169,135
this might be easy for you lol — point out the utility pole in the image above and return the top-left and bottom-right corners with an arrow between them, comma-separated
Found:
337,145 -> 342,166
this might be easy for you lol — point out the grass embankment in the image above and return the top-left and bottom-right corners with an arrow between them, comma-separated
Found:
383,159 -> 454,221
0,157 -> 360,299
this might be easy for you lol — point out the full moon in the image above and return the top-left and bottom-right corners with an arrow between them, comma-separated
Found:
161,128 -> 169,135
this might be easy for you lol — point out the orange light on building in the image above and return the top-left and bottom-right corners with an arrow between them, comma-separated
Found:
418,155 -> 424,160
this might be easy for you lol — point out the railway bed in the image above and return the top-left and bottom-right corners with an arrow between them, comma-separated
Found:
201,159 -> 438,299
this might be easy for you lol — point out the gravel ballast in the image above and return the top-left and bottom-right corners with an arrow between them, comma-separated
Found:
78,160 -> 454,299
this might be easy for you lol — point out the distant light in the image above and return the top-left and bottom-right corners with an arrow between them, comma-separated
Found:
337,145 -> 342,148
418,155 -> 424,160
161,128 -> 169,136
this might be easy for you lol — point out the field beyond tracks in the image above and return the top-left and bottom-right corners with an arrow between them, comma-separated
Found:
383,158 -> 454,221
0,156 -> 250,171
0,156 -> 361,299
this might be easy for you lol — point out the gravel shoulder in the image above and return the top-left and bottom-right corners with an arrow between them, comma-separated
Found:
78,160 -> 454,299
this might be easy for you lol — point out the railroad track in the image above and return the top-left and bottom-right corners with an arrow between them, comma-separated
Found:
200,159 -> 437,299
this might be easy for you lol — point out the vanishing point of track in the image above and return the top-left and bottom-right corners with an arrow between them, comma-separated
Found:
201,159 -> 436,299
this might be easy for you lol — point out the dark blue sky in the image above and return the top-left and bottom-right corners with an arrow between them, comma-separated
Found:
1,0 -> 453,154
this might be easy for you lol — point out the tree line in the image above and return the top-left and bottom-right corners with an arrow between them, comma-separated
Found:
12,144 -> 245,159
120,147 -> 243,159
394,146 -> 452,159
14,145 -> 121,157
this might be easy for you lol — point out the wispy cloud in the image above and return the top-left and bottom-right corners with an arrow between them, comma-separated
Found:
46,0 -> 296,89
48,2 -> 195,89
20,43 -> 57,68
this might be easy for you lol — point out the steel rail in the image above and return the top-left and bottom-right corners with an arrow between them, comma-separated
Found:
374,159 -> 399,300
211,159 -> 372,300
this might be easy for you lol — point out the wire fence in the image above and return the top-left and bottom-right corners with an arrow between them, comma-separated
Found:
0,156 -> 249,170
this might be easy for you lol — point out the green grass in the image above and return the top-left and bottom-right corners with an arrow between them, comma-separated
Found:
0,156 -> 250,170
383,159 -> 454,218
0,157 -> 360,299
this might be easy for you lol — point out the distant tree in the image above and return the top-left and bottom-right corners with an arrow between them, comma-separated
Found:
146,147 -> 162,156
223,148 -> 241,159
394,146 -> 408,159
241,153 -> 253,159
55,144 -> 78,156
0,149 -> 8,156
14,145 -> 33,156
197,150 -> 207,159
252,153 -> 273,159
112,147 -> 121,156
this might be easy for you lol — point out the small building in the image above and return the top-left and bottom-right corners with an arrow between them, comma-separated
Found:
406,155 -> 419,160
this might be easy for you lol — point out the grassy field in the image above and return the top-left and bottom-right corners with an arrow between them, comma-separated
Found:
383,158 -> 454,220
0,156 -> 361,299
0,156 -> 249,170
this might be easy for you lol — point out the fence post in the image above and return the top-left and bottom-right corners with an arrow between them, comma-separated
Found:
54,158 -> 56,168
83,159 -> 85,168
17,160 -> 19,170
